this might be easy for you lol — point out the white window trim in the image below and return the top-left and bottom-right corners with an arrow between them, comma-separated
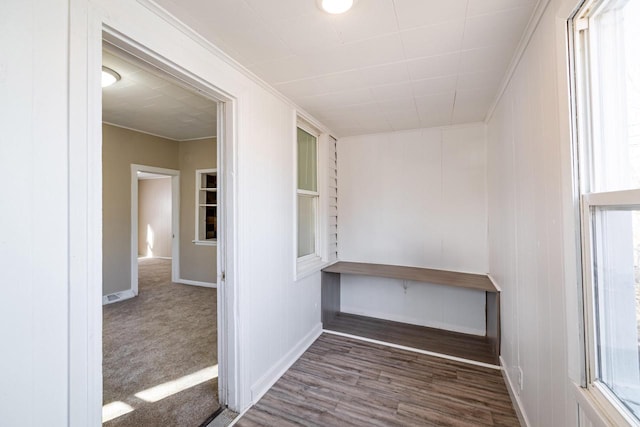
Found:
295,119 -> 325,279
580,194 -> 640,427
194,168 -> 218,246
573,1 -> 640,425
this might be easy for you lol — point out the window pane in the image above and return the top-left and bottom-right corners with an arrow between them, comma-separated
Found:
297,128 -> 317,192
590,1 -> 640,192
297,194 -> 316,257
592,207 -> 640,417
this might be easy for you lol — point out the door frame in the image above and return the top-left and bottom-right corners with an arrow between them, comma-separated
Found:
130,164 -> 181,295
67,10 -> 239,423
100,29 -> 237,410
101,32 -> 237,408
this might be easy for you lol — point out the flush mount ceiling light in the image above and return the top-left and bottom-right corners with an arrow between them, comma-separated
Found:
318,0 -> 354,14
102,66 -> 121,88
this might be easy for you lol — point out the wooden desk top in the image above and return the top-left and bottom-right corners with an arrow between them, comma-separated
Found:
322,261 -> 497,293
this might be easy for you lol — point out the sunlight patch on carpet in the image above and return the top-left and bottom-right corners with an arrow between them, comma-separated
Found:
135,365 -> 218,403
102,401 -> 135,423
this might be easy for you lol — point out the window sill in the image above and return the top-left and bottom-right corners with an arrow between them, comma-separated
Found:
192,240 -> 217,246
573,382 -> 639,427
296,256 -> 327,281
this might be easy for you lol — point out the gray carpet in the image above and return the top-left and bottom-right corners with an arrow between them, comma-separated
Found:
103,258 -> 219,427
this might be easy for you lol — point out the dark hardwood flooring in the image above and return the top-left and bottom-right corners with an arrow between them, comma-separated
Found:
324,312 -> 499,366
237,333 -> 519,427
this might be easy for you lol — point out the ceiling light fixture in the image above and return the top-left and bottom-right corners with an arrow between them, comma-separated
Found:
102,66 -> 121,88
318,0 -> 354,14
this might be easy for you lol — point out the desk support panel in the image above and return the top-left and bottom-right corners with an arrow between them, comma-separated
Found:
321,271 -> 340,325
486,291 -> 500,356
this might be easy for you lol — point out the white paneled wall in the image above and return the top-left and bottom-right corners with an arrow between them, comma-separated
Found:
486,0 -> 583,425
338,124 -> 488,335
2,0 -> 331,423
0,1 -> 71,425
236,83 -> 322,401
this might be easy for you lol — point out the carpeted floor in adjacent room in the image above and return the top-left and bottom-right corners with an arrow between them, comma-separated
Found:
103,258 -> 219,427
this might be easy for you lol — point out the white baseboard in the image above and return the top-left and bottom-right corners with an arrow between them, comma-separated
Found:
500,356 -> 531,427
250,323 -> 322,403
102,289 -> 136,305
175,278 -> 217,288
137,256 -> 172,260
340,305 -> 485,336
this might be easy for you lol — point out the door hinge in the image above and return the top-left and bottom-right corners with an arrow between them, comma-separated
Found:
221,271 -> 226,281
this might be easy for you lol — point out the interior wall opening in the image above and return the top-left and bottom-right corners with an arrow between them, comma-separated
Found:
101,42 -> 224,426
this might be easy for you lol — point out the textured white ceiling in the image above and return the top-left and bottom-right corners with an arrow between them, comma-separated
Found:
153,0 -> 536,136
102,50 -> 217,141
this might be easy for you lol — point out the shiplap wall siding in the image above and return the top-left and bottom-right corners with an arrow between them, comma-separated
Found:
337,124 -> 488,335
486,0 -> 588,425
1,0 -> 331,423
1,0 -> 618,425
0,1 -> 70,424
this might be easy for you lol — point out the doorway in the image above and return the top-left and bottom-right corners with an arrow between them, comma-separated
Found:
101,42 -> 226,426
130,165 -> 180,296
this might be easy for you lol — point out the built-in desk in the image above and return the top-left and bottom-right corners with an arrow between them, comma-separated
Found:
321,261 -> 500,365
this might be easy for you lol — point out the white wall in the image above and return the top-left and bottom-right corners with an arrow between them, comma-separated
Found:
338,124 -> 488,335
486,0 -> 586,425
138,177 -> 172,258
0,1 -> 70,425
1,0 -> 332,424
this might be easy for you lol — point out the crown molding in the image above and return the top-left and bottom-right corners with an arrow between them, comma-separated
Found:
136,0 -> 335,137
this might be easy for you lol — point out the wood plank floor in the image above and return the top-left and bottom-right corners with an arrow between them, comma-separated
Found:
324,313 -> 499,366
237,334 -> 519,427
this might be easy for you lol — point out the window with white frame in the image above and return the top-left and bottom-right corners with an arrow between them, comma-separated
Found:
297,123 -> 320,265
573,0 -> 640,423
195,168 -> 217,245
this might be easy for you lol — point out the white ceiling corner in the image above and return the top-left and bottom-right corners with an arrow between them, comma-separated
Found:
152,0 -> 538,137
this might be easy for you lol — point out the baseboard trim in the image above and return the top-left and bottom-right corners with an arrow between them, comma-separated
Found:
250,323 -> 322,403
102,289 -> 136,305
500,356 -> 531,427
176,278 -> 217,288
